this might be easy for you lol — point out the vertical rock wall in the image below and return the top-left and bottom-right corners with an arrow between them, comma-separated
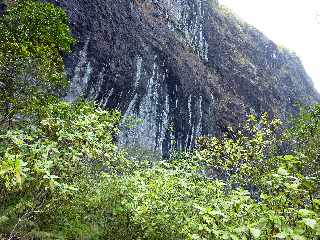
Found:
44,0 -> 319,155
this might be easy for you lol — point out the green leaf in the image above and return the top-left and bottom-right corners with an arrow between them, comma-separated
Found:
249,228 -> 261,239
298,209 -> 314,217
0,215 -> 9,224
277,167 -> 289,176
274,232 -> 287,239
191,234 -> 201,240
292,235 -> 306,240
302,218 -> 317,229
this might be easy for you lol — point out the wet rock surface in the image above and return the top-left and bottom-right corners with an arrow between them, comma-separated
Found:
0,2 -> 6,15
44,0 -> 319,155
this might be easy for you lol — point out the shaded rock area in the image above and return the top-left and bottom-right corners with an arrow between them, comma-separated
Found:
0,2 -> 6,15
44,0 -> 319,155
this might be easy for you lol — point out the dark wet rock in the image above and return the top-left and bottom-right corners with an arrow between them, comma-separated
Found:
0,2 -> 6,15
44,0 -> 319,155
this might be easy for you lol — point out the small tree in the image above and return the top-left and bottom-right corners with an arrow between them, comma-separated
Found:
0,0 -> 75,126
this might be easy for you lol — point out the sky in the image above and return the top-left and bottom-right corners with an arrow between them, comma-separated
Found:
219,0 -> 320,92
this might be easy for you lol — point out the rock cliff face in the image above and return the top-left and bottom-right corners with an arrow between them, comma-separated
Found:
0,2 -> 6,15
45,0 -> 319,155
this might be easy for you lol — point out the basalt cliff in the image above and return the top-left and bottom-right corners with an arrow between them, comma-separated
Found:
44,0 -> 319,155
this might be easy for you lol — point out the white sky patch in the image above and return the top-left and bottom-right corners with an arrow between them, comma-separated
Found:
219,0 -> 320,92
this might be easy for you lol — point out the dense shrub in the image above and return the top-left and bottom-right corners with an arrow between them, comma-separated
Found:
21,115 -> 319,239
0,0 -> 75,126
0,101 -> 123,237
2,108 -> 317,239
56,112 -> 318,240
0,1 -> 319,239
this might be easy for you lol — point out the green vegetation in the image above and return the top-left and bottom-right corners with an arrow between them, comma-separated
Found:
0,1 -> 319,239
0,0 -> 75,126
